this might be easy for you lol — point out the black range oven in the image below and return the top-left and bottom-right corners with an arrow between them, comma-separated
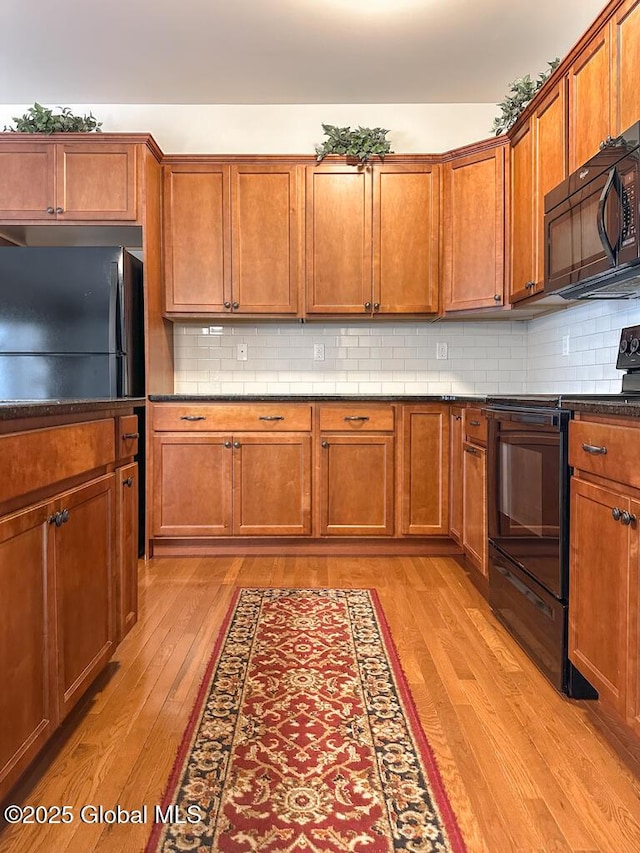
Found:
485,398 -> 597,698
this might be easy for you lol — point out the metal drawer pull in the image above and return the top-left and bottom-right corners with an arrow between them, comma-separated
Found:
259,415 -> 285,421
48,509 -> 70,527
123,476 -> 134,487
469,420 -> 481,426
582,443 -> 607,455
122,431 -> 139,440
180,415 -> 206,421
344,416 -> 370,422
621,511 -> 637,526
464,446 -> 479,455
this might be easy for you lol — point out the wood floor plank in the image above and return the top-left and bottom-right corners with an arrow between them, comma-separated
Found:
1,555 -> 640,853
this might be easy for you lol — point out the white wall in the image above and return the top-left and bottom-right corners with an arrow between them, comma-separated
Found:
0,103 -> 498,154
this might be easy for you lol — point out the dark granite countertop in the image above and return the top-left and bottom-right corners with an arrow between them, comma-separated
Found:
561,397 -> 640,417
148,394 -> 486,403
0,397 -> 146,421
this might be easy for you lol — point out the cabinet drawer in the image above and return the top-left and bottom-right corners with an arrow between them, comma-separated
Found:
569,420 -> 640,489
318,405 -> 395,432
464,407 -> 487,444
117,414 -> 139,459
152,403 -> 312,432
0,419 -> 115,506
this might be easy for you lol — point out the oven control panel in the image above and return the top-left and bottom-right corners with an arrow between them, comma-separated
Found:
617,324 -> 640,370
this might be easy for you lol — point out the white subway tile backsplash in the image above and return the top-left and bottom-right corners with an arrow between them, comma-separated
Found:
171,301 -> 640,395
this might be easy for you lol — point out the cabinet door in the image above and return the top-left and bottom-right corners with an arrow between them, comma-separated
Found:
509,120 -> 536,303
164,165 -> 231,313
305,165 -> 373,314
233,434 -> 311,535
442,142 -> 506,311
627,497 -> 640,734
568,29 -> 612,172
569,477 -> 630,713
612,0 -> 640,134
56,143 -> 138,221
0,501 -> 56,802
53,474 -> 116,721
462,443 -> 487,576
116,462 -> 138,642
0,142 -> 56,220
153,434 -> 232,536
231,165 -> 301,314
373,164 -> 439,314
533,82 -> 567,286
318,434 -> 394,536
449,407 -> 464,544
400,406 -> 449,535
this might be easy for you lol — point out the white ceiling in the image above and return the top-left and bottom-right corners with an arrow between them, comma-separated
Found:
2,0 -> 606,105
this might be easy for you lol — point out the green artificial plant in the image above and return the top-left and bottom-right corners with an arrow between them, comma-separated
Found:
4,102 -> 102,134
491,59 -> 561,135
315,124 -> 393,164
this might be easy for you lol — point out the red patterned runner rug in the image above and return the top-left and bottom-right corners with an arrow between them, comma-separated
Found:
146,588 -> 466,853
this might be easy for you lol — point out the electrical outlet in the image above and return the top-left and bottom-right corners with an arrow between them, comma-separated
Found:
562,334 -> 570,356
436,342 -> 448,360
236,343 -> 248,361
313,343 -> 325,361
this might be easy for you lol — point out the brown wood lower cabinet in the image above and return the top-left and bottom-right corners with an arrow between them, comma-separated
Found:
317,433 -> 395,536
462,441 -> 487,577
400,405 -> 449,535
116,462 -> 138,642
53,474 -> 116,721
0,405 -> 138,804
152,431 -> 311,537
569,477 -> 630,713
0,501 -> 56,802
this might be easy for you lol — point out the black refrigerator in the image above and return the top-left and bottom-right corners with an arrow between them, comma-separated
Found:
0,246 -> 144,400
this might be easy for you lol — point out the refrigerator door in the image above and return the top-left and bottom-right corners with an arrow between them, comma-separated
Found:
0,247 -> 121,354
0,353 -> 121,399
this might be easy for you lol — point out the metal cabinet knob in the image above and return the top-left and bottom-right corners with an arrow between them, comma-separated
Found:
46,206 -> 55,214
321,440 -> 329,448
224,440 -> 232,448
224,301 -> 231,309
612,506 -> 622,521
373,302 -> 380,310
621,510 -> 637,526
233,440 -> 241,448
525,281 -> 535,290
123,476 -> 134,487
364,302 -> 371,310
56,207 -> 64,214
232,301 -> 239,309
493,294 -> 502,302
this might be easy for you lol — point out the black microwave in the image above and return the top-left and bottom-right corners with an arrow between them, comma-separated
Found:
544,121 -> 640,299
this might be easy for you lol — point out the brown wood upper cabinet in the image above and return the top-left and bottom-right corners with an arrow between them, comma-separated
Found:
510,81 -> 567,303
305,161 -> 439,315
442,140 -> 507,312
0,138 -> 138,222
163,162 -> 301,316
567,27 -> 612,172
612,0 -> 640,135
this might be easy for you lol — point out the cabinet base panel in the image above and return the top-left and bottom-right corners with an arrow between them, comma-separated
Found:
150,537 -> 464,557
457,554 -> 489,599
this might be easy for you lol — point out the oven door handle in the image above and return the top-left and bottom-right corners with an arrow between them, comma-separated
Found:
494,564 -> 553,619
597,167 -> 618,267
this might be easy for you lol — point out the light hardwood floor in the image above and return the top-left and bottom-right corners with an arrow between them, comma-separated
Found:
1,555 -> 639,852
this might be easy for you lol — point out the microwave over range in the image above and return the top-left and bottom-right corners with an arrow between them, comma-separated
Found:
544,120 -> 640,299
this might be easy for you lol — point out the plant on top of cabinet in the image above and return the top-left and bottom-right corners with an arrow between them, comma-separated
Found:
314,124 -> 393,164
4,102 -> 102,134
492,59 -> 560,135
